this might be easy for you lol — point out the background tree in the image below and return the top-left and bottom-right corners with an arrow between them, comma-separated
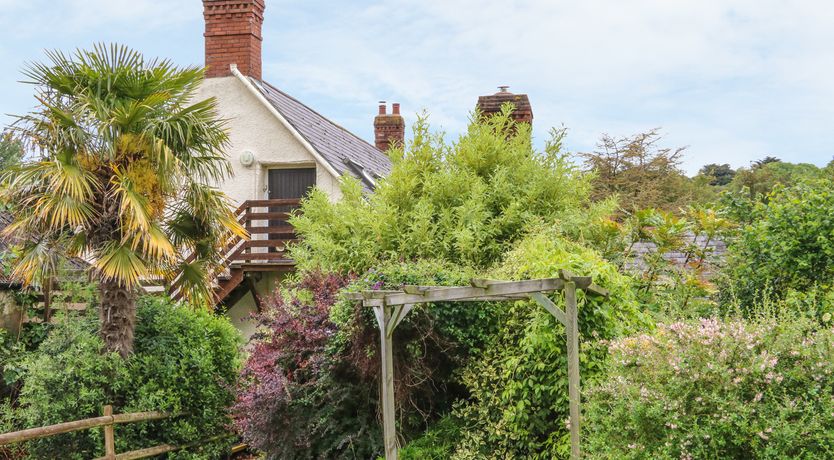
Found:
0,133 -> 24,171
719,178 -> 834,311
1,44 -> 244,357
579,129 -> 692,213
753,155 -> 781,168
729,158 -> 824,200
698,163 -> 735,186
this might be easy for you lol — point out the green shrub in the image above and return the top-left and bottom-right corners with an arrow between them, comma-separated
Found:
399,415 -> 462,460
451,228 -> 649,459
720,179 -> 834,311
1,397 -> 26,459
16,296 -> 241,459
290,109 -> 595,273
585,316 -> 834,459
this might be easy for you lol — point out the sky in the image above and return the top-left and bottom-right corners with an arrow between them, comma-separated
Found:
0,0 -> 832,175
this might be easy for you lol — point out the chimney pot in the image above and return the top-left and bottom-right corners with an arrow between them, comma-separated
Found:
374,101 -> 405,153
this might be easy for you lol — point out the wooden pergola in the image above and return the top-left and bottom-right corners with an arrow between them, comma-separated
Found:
348,270 -> 608,460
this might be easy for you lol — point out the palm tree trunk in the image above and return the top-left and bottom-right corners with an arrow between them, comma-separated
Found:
99,280 -> 136,358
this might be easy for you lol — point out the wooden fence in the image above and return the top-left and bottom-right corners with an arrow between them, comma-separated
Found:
0,405 -> 232,459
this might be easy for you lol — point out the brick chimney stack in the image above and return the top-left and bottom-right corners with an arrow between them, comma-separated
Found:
374,101 -> 405,152
476,86 -> 533,125
203,0 -> 265,79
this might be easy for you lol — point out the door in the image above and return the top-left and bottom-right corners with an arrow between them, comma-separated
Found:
268,168 -> 316,203
267,168 -> 316,248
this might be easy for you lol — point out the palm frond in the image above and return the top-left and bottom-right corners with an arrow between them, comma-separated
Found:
169,259 -> 213,308
35,194 -> 95,228
9,240 -> 62,288
94,241 -> 147,287
111,167 -> 152,232
132,223 -> 176,261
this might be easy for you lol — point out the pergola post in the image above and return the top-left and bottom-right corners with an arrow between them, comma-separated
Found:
565,281 -> 581,460
373,304 -> 398,459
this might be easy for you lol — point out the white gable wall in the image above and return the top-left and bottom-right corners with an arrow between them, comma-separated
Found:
195,76 -> 342,205
194,76 -> 344,339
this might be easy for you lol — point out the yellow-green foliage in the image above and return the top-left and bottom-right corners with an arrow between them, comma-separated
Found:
290,109 -> 593,273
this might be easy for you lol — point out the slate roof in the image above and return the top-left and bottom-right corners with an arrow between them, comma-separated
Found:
624,233 -> 728,277
251,78 -> 392,191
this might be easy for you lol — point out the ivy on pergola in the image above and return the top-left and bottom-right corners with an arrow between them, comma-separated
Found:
347,270 -> 609,460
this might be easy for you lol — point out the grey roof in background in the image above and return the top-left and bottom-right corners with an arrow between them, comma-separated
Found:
251,78 -> 392,191
0,211 -> 89,285
624,233 -> 727,275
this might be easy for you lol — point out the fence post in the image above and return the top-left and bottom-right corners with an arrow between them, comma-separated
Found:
103,405 -> 115,460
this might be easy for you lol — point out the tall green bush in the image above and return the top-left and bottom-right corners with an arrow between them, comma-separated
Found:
290,108 -> 597,272
720,179 -> 834,312
16,296 -> 241,459
585,315 -> 834,459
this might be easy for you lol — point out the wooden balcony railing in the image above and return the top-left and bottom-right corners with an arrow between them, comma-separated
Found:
168,199 -> 301,302
230,198 -> 300,264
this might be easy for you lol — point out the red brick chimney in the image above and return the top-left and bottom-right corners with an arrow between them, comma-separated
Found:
374,101 -> 405,152
203,0 -> 265,79
477,86 -> 533,125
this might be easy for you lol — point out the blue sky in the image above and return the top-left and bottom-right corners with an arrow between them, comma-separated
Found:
1,0 -> 832,175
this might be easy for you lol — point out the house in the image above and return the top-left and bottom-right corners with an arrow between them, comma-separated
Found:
193,0 -> 400,336
192,0 -> 536,337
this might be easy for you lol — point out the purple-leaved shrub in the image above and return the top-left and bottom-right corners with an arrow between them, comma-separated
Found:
232,272 -> 379,459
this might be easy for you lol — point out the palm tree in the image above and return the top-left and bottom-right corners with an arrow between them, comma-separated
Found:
1,44 -> 246,357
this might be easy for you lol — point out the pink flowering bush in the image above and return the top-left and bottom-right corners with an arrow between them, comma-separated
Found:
585,316 -> 834,459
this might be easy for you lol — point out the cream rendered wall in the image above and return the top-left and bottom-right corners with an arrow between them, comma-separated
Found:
195,76 -> 342,204
195,76 -> 343,340
225,271 -> 287,340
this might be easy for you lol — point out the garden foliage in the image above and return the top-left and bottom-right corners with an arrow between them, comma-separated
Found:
13,296 -> 240,459
720,179 -> 834,312
238,109 -> 652,458
290,108 -> 596,272
585,315 -> 834,459
450,228 -> 648,459
235,262 -> 499,459
621,206 -> 733,318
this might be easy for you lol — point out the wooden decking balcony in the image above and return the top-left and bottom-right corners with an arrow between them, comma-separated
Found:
169,198 -> 301,305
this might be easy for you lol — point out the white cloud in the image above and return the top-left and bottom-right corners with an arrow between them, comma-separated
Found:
1,0 -> 832,173
260,0 -> 834,173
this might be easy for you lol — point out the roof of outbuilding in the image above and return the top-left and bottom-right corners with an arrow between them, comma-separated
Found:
250,77 -> 392,191
0,211 -> 89,286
